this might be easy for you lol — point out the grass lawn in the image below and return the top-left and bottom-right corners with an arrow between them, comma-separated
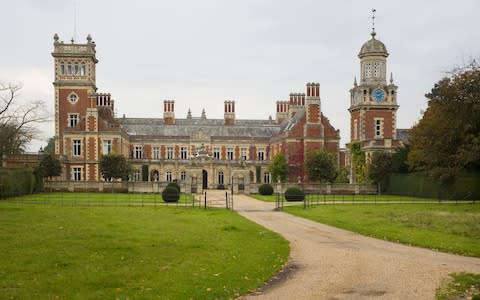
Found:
7,192 -> 196,205
284,203 -> 480,257
249,193 -> 473,203
436,272 -> 480,299
0,202 -> 289,299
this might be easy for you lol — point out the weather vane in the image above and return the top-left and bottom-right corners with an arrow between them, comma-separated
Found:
371,8 -> 376,34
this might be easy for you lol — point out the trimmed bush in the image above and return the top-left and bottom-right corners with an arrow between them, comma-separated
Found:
258,184 -> 274,195
166,182 -> 181,193
284,187 -> 304,201
217,184 -> 225,190
162,186 -> 180,203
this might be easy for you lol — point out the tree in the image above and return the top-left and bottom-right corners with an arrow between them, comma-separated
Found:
99,153 -> 131,181
268,153 -> 289,183
43,137 -> 55,154
367,152 -> 392,188
391,144 -> 410,173
408,61 -> 480,184
0,82 -> 48,163
305,150 -> 337,183
37,153 -> 62,180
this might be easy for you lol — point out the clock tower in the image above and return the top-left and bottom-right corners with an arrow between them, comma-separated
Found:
348,25 -> 400,172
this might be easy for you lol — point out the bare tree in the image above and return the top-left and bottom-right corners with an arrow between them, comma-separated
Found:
0,82 -> 49,163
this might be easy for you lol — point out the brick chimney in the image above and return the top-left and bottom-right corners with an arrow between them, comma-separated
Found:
289,92 -> 305,118
163,100 -> 175,125
275,101 -> 289,124
306,83 -> 321,124
224,100 -> 235,125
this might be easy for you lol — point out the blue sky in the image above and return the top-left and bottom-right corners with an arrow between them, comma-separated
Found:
1,0 -> 479,151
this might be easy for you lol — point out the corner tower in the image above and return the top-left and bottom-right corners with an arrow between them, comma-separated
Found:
52,34 -> 98,155
348,25 -> 400,164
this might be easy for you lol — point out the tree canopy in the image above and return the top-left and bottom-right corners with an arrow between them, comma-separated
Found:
407,61 -> 480,184
0,82 -> 48,163
367,152 -> 392,188
268,153 -> 289,183
99,153 -> 131,181
305,150 -> 337,183
37,153 -> 62,180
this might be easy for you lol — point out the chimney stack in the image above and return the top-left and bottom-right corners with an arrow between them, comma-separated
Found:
306,82 -> 321,124
163,100 -> 175,125
224,100 -> 235,125
275,101 -> 289,124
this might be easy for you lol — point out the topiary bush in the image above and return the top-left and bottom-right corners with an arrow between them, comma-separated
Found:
162,186 -> 180,203
166,182 -> 181,193
284,187 -> 304,201
258,183 -> 274,195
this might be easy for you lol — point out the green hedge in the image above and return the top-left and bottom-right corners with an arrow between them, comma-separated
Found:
259,184 -> 273,195
0,168 -> 42,199
386,173 -> 480,200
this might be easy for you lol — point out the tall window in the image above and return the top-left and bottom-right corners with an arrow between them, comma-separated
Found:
72,140 -> 81,156
166,171 -> 172,182
153,147 -> 160,159
68,114 -> 78,127
167,147 -> 174,159
264,172 -> 271,184
180,171 -> 186,181
365,63 -> 372,78
258,149 -> 265,161
73,167 -> 81,181
227,148 -> 234,160
241,147 -> 247,160
60,63 -> 65,75
67,63 -> 72,75
218,171 -> 224,185
134,145 -> 143,159
374,62 -> 382,78
74,63 -> 80,75
180,147 -> 188,159
213,147 -> 220,160
103,140 -> 112,154
375,119 -> 383,137
80,63 -> 86,76
353,119 -> 358,140
133,169 -> 141,181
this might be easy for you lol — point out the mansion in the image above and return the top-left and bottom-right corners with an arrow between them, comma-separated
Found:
49,25 -> 403,188
52,34 -> 340,188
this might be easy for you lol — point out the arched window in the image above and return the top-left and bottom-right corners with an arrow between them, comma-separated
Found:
218,171 -> 224,185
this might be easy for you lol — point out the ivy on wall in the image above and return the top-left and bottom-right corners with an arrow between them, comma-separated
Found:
350,142 -> 367,183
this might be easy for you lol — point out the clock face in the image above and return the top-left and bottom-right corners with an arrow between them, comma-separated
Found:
373,89 -> 385,102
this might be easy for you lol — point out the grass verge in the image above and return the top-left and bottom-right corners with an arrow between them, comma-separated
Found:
0,203 -> 289,299
436,272 -> 480,299
283,203 -> 480,257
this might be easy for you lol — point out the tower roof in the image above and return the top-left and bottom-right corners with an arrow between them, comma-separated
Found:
358,31 -> 389,58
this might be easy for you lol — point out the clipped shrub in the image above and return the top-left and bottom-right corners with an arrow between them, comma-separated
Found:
284,187 -> 304,201
162,186 -> 180,203
258,183 -> 274,195
166,181 -> 181,193
217,184 -> 225,190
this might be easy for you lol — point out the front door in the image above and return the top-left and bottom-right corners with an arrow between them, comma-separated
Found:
202,169 -> 208,189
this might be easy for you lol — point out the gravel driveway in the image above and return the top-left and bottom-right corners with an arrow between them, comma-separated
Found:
229,194 -> 480,299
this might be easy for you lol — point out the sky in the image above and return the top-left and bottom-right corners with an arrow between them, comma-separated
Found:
1,0 -> 479,152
